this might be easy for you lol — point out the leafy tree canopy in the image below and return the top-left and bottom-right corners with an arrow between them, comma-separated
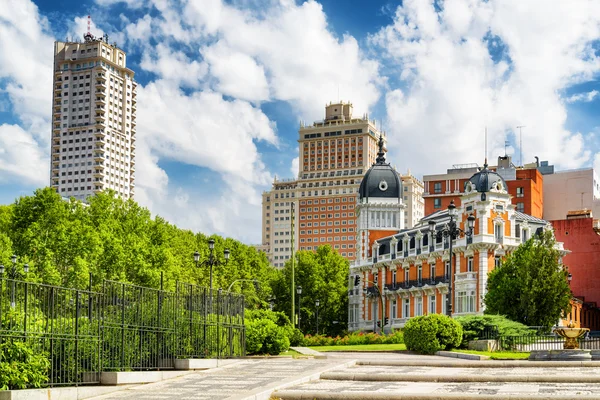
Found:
484,229 -> 572,329
270,245 -> 349,336
0,188 -> 272,306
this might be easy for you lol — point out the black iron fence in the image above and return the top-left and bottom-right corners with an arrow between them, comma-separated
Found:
497,334 -> 600,351
0,277 -> 245,387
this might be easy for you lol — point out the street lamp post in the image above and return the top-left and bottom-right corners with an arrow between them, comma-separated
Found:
0,255 -> 29,308
296,286 -> 302,330
428,200 -> 475,316
315,299 -> 320,335
194,238 -> 230,297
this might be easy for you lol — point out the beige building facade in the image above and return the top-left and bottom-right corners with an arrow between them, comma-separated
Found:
261,102 -> 385,267
400,172 -> 424,228
543,168 -> 600,221
51,33 -> 137,201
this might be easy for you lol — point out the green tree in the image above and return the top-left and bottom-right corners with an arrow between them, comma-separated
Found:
271,245 -> 349,336
485,230 -> 572,329
0,188 -> 273,304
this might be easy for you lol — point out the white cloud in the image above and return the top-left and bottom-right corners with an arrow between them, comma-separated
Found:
372,0 -> 600,175
137,82 -> 276,184
290,156 -> 299,179
183,0 -> 382,120
107,0 -> 384,243
0,0 -> 54,144
0,124 -> 47,185
202,42 -> 269,102
95,0 -> 145,9
140,44 -> 208,88
566,90 -> 599,103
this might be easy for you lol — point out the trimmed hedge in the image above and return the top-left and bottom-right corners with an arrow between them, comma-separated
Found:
303,330 -> 404,346
454,314 -> 534,348
404,314 -> 462,355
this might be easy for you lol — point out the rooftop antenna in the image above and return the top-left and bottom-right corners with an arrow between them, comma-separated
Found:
84,14 -> 94,42
484,127 -> 488,167
517,125 -> 525,166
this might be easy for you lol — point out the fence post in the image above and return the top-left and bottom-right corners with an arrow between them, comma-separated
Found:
121,283 -> 126,370
75,291 -> 80,386
88,273 -> 93,321
217,290 -> 220,359
0,279 -> 2,333
23,281 -> 28,337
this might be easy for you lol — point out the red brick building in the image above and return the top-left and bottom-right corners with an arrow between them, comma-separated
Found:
423,156 -> 544,219
552,212 -> 600,330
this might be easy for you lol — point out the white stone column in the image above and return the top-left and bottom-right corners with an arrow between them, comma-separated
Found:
479,249 -> 488,313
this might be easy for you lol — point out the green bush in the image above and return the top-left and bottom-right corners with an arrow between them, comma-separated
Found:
454,315 -> 534,348
0,340 -> 50,390
245,309 -> 293,355
404,314 -> 462,355
303,330 -> 404,346
245,319 -> 290,355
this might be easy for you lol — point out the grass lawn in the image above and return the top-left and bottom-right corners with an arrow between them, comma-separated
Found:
308,343 -> 407,352
451,349 -> 530,360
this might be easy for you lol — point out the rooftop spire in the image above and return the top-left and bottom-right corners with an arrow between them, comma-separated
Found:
376,135 -> 386,164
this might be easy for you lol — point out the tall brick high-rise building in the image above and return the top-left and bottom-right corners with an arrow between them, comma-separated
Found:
263,102 -> 403,267
51,31 -> 137,201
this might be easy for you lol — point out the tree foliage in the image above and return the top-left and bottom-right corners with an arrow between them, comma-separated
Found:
0,188 -> 272,305
484,230 -> 572,329
270,245 -> 349,336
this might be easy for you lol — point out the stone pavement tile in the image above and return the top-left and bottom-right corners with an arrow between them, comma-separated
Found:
90,358 -> 351,400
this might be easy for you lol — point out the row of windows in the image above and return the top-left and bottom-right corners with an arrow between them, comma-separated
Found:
302,205 -> 352,212
300,215 -> 351,225
305,145 -> 363,154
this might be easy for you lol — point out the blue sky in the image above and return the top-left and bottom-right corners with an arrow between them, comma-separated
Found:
1,0 -> 600,244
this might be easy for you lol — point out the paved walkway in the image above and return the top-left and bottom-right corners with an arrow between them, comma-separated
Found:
274,362 -> 600,399
275,380 -> 600,398
89,358 -> 353,400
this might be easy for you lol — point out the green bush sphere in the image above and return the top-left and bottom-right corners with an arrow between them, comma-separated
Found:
404,314 -> 463,355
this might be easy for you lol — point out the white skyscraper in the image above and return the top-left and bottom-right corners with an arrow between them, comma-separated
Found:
51,31 -> 136,201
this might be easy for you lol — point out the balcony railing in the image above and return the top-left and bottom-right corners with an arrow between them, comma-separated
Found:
384,276 -> 450,291
455,272 -> 477,281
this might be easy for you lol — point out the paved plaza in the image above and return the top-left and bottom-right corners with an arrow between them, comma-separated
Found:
90,358 -> 349,400
89,353 -> 600,400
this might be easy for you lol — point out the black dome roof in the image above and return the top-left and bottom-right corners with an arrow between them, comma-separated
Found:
358,136 -> 402,200
468,162 -> 507,193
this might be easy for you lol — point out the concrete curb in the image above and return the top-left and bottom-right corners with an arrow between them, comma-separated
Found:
319,372 -> 600,383
290,347 -> 325,357
233,359 -> 357,400
271,391 -> 600,400
435,351 -> 490,360
0,385 -> 136,400
357,359 -> 600,368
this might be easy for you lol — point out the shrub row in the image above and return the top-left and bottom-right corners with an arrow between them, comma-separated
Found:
454,314 -> 534,348
303,330 -> 404,346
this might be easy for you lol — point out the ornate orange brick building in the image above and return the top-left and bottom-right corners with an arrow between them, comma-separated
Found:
349,158 -> 563,332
